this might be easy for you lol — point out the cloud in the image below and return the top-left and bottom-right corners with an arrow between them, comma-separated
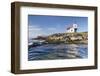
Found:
29,25 -> 43,38
29,25 -> 42,31
28,25 -> 62,38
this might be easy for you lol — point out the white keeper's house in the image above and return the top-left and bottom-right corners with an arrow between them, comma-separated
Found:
66,24 -> 78,33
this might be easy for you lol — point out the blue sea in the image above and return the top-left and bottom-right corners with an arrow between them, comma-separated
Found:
28,44 -> 88,61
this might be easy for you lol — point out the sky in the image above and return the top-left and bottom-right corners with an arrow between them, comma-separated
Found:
28,15 -> 88,38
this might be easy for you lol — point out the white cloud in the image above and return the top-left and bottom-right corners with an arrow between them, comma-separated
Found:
29,25 -> 42,31
29,25 -> 43,38
28,25 -> 62,38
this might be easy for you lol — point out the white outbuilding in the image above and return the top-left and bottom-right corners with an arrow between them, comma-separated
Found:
67,24 -> 78,33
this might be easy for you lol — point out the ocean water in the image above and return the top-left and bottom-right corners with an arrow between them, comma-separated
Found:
28,44 -> 88,61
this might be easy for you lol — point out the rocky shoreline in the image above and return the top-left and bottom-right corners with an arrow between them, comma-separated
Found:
46,32 -> 88,44
29,32 -> 88,48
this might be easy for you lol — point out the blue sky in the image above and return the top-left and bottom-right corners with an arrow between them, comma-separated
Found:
28,15 -> 88,38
